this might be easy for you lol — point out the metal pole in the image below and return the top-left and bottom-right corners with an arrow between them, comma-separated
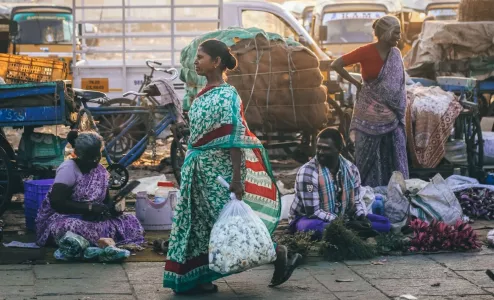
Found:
219,0 -> 223,29
171,0 -> 175,67
81,0 -> 86,60
122,0 -> 127,94
72,0 -> 77,79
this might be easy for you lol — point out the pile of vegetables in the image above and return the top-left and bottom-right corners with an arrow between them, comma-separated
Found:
319,218 -> 376,261
455,188 -> 494,220
409,219 -> 481,252
375,232 -> 410,254
275,230 -> 318,258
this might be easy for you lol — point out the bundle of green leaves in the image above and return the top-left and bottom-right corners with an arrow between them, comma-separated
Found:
275,230 -> 318,258
319,218 -> 376,261
375,232 -> 410,254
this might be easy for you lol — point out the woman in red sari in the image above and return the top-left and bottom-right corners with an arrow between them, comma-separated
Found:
331,16 -> 409,187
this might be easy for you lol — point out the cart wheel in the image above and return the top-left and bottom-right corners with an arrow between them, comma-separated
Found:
170,137 -> 188,185
97,98 -> 147,161
107,163 -> 129,190
0,147 -> 13,216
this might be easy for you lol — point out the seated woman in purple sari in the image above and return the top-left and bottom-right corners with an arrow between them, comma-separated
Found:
36,132 -> 145,247
331,16 -> 409,187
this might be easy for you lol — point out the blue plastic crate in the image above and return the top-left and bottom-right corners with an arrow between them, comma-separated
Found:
24,179 -> 54,231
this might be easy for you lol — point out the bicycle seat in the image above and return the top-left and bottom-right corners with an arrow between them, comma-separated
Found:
72,88 -> 108,101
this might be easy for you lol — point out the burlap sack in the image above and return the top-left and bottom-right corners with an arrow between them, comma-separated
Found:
227,68 -> 323,91
225,34 -> 328,132
230,38 -> 319,74
241,86 -> 329,131
238,86 -> 327,107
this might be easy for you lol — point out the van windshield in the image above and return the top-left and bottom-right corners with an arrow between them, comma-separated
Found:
322,11 -> 385,44
12,12 -> 73,44
427,8 -> 458,20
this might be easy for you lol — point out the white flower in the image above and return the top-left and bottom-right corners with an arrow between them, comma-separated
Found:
208,206 -> 277,275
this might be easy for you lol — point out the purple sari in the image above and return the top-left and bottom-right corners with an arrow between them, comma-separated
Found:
36,164 -> 145,246
351,47 -> 409,187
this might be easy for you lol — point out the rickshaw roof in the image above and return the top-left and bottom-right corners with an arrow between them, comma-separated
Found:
424,0 -> 460,11
315,0 -> 402,14
282,1 -> 316,15
401,0 -> 428,11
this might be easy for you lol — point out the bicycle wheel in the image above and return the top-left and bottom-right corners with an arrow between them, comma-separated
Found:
96,98 -> 147,162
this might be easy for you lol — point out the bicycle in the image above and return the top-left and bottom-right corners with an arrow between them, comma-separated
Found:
77,67 -> 185,189
94,60 -> 178,161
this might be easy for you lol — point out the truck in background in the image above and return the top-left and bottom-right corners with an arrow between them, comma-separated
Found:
425,0 -> 460,21
0,3 -> 98,81
72,0 -> 333,100
310,0 -> 401,58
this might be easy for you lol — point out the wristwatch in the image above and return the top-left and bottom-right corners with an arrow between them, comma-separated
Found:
88,203 -> 93,212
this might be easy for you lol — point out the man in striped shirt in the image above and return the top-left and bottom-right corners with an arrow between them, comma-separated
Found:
289,128 -> 387,239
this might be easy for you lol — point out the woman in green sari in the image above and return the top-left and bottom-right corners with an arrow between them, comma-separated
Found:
163,39 -> 301,294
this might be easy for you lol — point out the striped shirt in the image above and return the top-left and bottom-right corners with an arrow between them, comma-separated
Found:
290,157 -> 366,222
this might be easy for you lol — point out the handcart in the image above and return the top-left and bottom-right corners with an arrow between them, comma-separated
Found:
408,76 -> 485,181
0,68 -> 183,217
0,81 -> 75,216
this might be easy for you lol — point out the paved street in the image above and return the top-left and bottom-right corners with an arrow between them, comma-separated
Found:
4,251 -> 494,300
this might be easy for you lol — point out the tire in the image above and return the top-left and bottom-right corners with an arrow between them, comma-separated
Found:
96,98 -> 147,162
0,146 -> 14,217
107,163 -> 130,190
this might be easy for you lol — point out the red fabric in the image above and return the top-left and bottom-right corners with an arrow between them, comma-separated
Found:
193,124 -> 233,147
342,44 -> 384,81
194,85 -> 278,203
164,254 -> 208,275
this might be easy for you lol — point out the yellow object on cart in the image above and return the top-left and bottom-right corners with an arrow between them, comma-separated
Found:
0,54 -> 68,84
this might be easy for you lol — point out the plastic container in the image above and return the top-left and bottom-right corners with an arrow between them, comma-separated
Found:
0,53 -> 67,84
136,185 -> 178,231
154,181 -> 174,204
372,194 -> 384,216
24,179 -> 54,231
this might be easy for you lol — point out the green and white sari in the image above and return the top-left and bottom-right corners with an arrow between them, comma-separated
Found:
163,84 -> 281,292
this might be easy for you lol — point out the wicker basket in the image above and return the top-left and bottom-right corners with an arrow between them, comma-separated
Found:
459,0 -> 494,22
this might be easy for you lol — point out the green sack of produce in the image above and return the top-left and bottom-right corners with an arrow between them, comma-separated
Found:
54,231 -> 90,261
180,27 -> 299,111
84,247 -> 104,260
98,246 -> 130,262
180,27 -> 329,132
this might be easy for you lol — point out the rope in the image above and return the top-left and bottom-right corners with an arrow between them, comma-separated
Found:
286,49 -> 297,126
266,37 -> 272,117
244,36 -> 261,112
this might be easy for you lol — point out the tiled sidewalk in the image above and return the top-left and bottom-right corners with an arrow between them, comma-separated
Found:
3,251 -> 494,300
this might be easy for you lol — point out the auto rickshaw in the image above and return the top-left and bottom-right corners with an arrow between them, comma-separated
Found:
425,0 -> 460,20
282,1 -> 316,32
311,0 -> 402,59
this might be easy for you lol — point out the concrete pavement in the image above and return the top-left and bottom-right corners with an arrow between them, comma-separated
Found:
4,250 -> 494,300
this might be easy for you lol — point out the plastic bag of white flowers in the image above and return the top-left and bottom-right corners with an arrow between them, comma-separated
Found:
209,177 -> 277,275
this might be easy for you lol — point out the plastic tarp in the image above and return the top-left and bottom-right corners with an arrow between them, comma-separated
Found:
404,21 -> 494,80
